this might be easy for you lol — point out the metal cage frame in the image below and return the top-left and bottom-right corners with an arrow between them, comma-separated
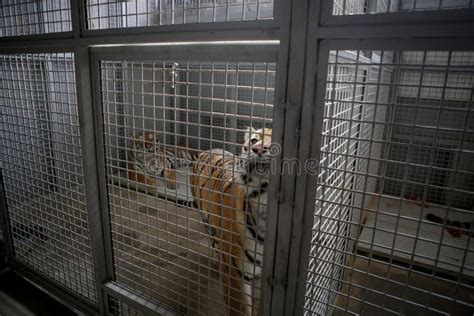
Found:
0,0 -> 472,315
90,43 -> 279,315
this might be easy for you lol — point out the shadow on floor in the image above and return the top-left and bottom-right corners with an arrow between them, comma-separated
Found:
0,270 -> 76,316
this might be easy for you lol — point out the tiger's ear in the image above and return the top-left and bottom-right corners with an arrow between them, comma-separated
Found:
133,131 -> 143,139
244,126 -> 256,140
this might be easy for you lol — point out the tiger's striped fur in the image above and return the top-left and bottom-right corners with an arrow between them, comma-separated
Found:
128,131 -> 198,189
191,128 -> 272,315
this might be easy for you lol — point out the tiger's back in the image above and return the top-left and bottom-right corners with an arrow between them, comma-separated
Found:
191,149 -> 254,315
128,131 -> 199,189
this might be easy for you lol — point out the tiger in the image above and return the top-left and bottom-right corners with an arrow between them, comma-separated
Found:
128,131 -> 198,189
191,127 -> 272,316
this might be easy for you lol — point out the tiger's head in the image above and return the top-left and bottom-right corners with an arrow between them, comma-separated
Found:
241,127 -> 272,158
133,131 -> 159,152
239,127 -> 272,177
131,132 -> 162,164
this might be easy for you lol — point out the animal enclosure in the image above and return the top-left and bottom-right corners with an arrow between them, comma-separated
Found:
0,1 -> 473,316
97,46 -> 276,314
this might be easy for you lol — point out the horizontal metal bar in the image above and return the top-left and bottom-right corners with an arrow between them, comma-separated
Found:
83,19 -> 278,36
11,260 -> 99,315
321,7 -> 474,26
91,42 -> 279,62
0,46 -> 77,54
0,32 -> 75,44
318,38 -> 474,51
0,28 -> 279,50
84,27 -> 279,43
103,281 -> 178,316
0,18 -> 472,51
316,22 -> 474,40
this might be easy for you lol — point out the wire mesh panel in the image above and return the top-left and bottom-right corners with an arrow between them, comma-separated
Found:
108,295 -> 143,316
98,51 -> 275,314
86,0 -> 274,30
304,50 -> 474,315
332,0 -> 366,15
0,53 -> 98,303
0,0 -> 72,37
332,0 -> 473,14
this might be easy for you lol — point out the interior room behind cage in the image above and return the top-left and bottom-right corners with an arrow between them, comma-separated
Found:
0,1 -> 473,316
305,50 -> 474,315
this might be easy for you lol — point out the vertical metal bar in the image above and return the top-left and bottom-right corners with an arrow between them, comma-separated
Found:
91,50 -> 116,283
40,59 -> 59,194
71,0 -> 88,37
259,0 -> 291,312
320,0 -> 335,24
35,0 -> 45,35
75,46 -> 109,314
290,43 -> 330,315
72,0 -> 110,312
0,169 -> 15,263
262,0 -> 325,315
280,0 -> 327,314
70,0 -> 81,39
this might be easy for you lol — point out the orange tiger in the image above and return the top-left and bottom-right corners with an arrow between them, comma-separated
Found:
191,127 -> 272,316
128,131 -> 198,189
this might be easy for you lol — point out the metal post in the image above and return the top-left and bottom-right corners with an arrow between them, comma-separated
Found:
72,1 -> 114,314
0,169 -> 15,264
75,45 -> 110,314
262,0 -> 325,315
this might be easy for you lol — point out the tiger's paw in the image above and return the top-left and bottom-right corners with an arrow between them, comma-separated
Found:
166,181 -> 179,190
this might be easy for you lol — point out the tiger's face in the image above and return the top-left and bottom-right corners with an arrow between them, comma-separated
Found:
134,132 -> 158,152
240,127 -> 272,176
240,127 -> 272,163
132,132 -> 162,163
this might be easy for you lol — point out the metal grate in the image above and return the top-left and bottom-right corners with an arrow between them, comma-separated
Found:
0,53 -> 97,303
86,0 -> 274,30
108,295 -> 143,316
332,0 -> 474,15
0,0 -> 72,37
99,57 -> 275,314
333,0 -> 366,15
304,50 -> 474,315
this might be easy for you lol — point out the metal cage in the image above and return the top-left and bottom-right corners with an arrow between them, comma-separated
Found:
92,44 -> 277,315
303,48 -> 474,315
0,1 -> 473,316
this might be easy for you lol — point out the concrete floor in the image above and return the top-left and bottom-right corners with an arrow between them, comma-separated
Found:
0,270 -> 75,316
107,185 -> 230,315
334,254 -> 474,315
4,185 -> 472,316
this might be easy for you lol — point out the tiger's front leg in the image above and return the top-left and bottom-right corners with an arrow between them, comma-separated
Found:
163,168 -> 178,189
157,152 -> 178,189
